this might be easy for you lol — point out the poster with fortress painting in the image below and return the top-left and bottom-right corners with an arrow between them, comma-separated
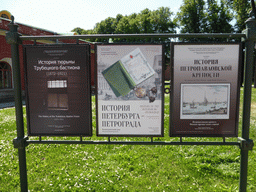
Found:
170,43 -> 241,137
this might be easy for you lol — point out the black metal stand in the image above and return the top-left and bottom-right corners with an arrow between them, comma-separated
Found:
6,15 -> 254,192
239,12 -> 256,192
6,16 -> 28,192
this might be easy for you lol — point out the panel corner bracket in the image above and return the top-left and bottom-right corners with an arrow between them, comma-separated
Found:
13,136 -> 29,149
238,137 -> 254,150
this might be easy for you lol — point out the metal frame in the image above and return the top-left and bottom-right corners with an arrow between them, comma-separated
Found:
6,15 -> 254,191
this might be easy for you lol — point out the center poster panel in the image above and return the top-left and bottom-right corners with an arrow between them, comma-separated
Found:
96,44 -> 164,137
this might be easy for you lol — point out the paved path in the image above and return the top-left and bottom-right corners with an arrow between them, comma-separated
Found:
0,101 -> 26,109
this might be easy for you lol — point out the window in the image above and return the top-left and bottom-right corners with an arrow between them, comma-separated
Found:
47,80 -> 67,88
47,80 -> 68,110
48,93 -> 68,110
0,62 -> 12,89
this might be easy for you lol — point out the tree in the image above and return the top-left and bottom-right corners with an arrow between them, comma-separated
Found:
176,0 -> 235,41
137,8 -> 154,34
71,27 -> 86,35
73,7 -> 176,40
93,17 -> 119,42
71,7 -> 177,61
114,13 -> 141,42
114,7 -> 177,43
149,7 -> 177,58
227,0 -> 251,32
176,0 -> 207,34
71,28 -> 95,41
151,7 -> 176,33
206,0 -> 234,34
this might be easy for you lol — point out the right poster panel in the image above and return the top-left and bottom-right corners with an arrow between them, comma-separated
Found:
170,43 -> 241,137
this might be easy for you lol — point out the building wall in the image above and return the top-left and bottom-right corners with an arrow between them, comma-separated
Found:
0,17 -> 95,103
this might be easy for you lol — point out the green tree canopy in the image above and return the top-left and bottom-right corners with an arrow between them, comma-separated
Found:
175,0 -> 235,41
72,27 -> 86,35
72,7 -> 177,59
206,0 -> 234,33
227,0 -> 251,32
176,0 -> 207,33
72,7 -> 176,40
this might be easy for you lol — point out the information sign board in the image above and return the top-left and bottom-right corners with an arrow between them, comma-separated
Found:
96,44 -> 164,136
170,43 -> 241,137
24,44 -> 92,136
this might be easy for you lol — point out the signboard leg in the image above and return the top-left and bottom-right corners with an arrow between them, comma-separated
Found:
6,16 -> 28,192
239,14 -> 256,192
18,148 -> 28,192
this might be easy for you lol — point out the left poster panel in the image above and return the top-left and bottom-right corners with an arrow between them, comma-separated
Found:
24,44 -> 92,136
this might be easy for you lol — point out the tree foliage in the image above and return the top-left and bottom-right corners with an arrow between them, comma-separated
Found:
72,7 -> 177,59
72,27 -> 86,35
206,0 -> 234,33
176,0 -> 234,33
176,0 -> 207,33
73,1 -> 254,36
227,0 -> 251,32
175,0 -> 235,41
72,2 -> 254,52
73,7 -> 176,41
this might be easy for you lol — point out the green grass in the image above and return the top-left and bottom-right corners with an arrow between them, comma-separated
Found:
0,88 -> 255,191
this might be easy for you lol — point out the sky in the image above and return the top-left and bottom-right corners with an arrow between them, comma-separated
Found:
183,85 -> 229,103
1,0 -> 183,33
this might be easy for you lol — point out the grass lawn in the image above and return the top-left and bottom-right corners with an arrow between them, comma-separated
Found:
0,88 -> 255,191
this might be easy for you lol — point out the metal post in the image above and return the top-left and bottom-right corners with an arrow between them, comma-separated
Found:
6,16 -> 28,192
239,12 -> 256,192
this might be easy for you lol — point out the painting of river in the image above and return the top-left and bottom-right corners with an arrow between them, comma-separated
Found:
180,84 -> 230,119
